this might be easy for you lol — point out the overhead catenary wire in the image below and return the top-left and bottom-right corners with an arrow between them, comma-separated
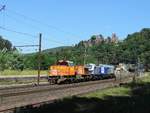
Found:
14,45 -> 39,47
4,13 -> 43,31
0,26 -> 37,38
1,33 -> 39,47
3,11 -> 71,44
0,4 -> 74,53
43,37 -> 67,46
0,26 -> 37,47
4,13 -> 70,45
6,8 -> 82,40
0,26 -> 67,46
0,4 -> 5,28
1,5 -> 78,44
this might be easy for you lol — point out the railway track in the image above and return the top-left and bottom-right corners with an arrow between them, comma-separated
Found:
0,78 -> 115,95
0,76 -> 133,113
0,75 -> 48,87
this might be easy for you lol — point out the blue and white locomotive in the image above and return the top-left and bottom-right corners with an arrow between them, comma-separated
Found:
86,63 -> 115,79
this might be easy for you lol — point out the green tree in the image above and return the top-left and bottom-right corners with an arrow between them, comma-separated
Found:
0,36 -> 13,51
0,49 -> 10,71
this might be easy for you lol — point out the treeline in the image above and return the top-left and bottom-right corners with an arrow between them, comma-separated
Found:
0,36 -> 13,51
22,28 -> 150,71
0,36 -> 23,71
0,28 -> 150,71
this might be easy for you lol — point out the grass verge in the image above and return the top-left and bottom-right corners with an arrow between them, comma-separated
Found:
0,70 -> 47,76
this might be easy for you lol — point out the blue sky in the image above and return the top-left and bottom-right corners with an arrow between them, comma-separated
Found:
0,0 -> 150,53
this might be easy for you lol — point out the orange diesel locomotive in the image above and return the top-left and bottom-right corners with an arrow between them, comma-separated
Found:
48,60 -> 89,84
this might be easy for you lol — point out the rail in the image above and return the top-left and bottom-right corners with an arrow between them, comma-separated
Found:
0,77 -> 133,112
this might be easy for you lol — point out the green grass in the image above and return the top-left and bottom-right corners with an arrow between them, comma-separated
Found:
139,72 -> 150,82
84,87 -> 131,99
84,73 -> 150,98
0,70 -> 47,76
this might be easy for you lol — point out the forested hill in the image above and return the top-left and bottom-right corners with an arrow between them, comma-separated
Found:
42,46 -> 72,54
123,28 -> 150,69
22,28 -> 150,70
0,28 -> 150,71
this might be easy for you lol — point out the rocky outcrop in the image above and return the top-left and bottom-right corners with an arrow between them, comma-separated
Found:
78,33 -> 119,47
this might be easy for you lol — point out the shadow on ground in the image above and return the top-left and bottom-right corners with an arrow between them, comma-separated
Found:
15,81 -> 150,113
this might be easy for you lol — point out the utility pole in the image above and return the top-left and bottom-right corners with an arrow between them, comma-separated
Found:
13,33 -> 42,85
83,47 -> 86,65
37,33 -> 42,85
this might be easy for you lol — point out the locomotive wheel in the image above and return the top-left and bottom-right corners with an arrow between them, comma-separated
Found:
57,78 -> 67,84
48,79 -> 56,84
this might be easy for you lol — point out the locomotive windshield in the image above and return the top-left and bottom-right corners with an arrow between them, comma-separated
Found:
56,60 -> 74,66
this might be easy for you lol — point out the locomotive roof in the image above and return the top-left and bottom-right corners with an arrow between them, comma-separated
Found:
57,60 -> 74,66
